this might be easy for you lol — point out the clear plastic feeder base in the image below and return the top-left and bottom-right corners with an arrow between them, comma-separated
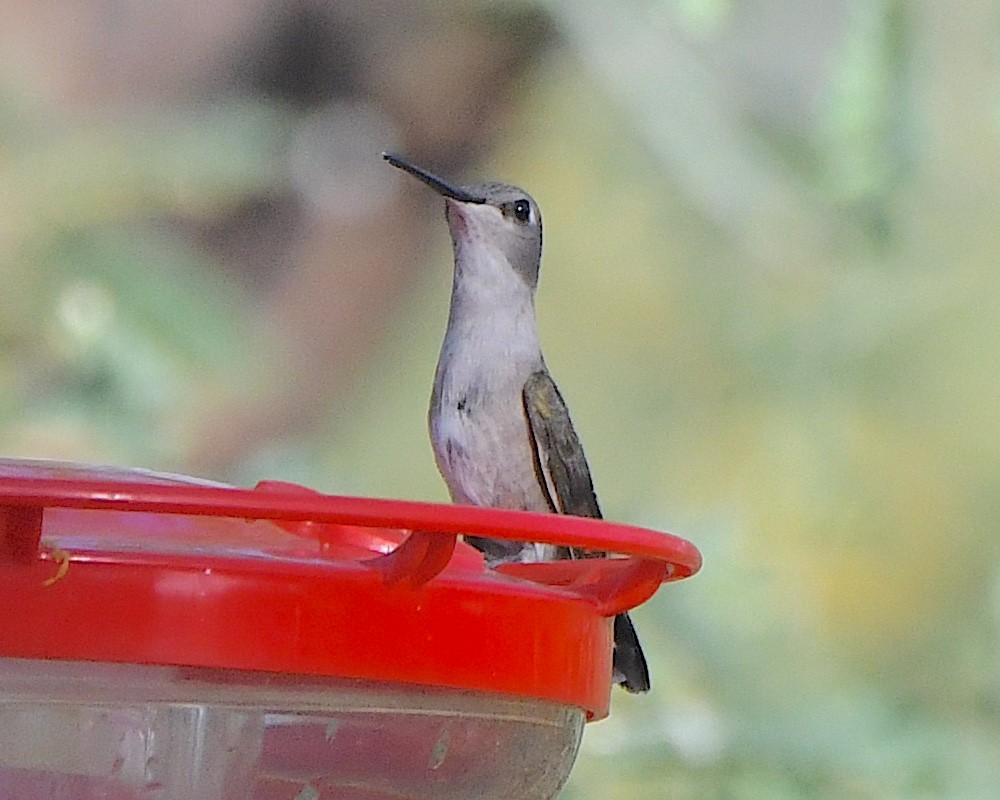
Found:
0,659 -> 584,800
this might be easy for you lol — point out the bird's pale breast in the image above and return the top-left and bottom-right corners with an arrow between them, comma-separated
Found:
429,301 -> 550,515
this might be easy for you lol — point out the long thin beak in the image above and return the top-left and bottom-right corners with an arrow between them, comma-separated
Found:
383,152 -> 484,203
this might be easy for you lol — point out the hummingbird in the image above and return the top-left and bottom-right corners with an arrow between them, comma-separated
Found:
384,152 -> 650,693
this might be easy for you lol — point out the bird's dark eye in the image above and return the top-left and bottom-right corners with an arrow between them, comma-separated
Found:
512,199 -> 531,223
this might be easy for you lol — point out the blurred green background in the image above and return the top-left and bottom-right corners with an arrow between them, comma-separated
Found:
1,1 -> 998,797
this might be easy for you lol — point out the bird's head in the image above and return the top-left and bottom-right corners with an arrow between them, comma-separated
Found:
385,152 -> 543,290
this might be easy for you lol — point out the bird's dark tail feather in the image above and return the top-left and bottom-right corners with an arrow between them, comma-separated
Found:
613,612 -> 650,693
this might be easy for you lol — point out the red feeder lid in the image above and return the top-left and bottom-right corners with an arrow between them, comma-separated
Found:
0,460 -> 701,720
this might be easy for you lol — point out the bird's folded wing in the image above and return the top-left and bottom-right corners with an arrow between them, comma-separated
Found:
522,370 -> 602,520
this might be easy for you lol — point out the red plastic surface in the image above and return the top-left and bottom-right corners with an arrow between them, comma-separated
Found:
0,460 -> 700,719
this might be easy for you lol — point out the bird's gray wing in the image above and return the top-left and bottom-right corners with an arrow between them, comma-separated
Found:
523,370 -> 651,692
522,370 -> 602,520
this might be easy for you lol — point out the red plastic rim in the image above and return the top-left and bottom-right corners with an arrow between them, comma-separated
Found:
0,460 -> 701,719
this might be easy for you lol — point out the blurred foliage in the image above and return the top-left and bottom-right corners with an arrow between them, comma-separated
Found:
1,1 -> 999,798
0,95 -> 290,464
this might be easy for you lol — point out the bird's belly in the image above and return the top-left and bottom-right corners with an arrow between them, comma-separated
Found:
430,400 -> 550,513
